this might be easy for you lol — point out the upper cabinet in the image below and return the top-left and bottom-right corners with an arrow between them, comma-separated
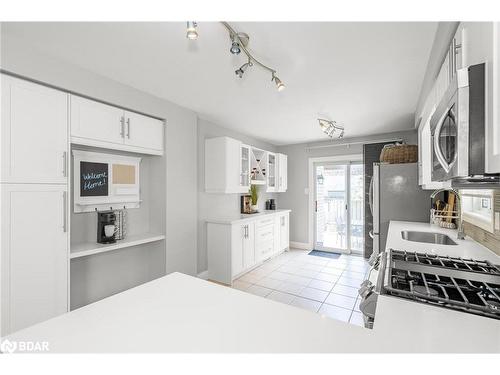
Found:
267,152 -> 277,192
1,75 -> 69,184
70,96 -> 164,155
277,153 -> 288,192
205,136 -> 250,194
458,22 -> 500,174
205,136 -> 288,194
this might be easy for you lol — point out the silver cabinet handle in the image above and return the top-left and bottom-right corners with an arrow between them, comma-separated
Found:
62,151 -> 67,177
62,191 -> 67,233
126,118 -> 131,139
120,116 -> 125,137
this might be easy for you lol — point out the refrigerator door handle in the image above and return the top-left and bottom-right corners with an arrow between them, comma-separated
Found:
372,165 -> 380,234
368,176 -> 374,215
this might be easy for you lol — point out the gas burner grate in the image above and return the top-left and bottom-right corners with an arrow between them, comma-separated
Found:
391,250 -> 500,275
384,249 -> 500,320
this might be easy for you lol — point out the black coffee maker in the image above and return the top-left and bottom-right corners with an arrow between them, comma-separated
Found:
97,211 -> 117,244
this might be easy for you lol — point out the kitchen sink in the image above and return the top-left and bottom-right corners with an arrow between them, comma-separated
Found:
401,230 -> 457,245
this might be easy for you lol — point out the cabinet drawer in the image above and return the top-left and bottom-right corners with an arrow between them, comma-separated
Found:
256,224 -> 274,243
257,217 -> 275,228
257,240 -> 274,259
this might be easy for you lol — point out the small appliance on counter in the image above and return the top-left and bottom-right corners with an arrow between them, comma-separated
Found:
265,199 -> 276,210
97,211 -> 117,244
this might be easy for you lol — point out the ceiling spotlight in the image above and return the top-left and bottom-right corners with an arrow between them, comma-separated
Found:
230,40 -> 241,54
272,75 -> 285,92
235,61 -> 252,78
186,21 -> 198,40
318,119 -> 344,139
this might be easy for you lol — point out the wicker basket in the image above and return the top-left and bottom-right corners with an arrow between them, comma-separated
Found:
379,144 -> 418,164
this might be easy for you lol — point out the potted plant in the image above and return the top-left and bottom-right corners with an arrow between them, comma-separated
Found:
250,184 -> 259,212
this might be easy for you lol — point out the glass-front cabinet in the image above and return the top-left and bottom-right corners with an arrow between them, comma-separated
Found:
267,152 -> 277,192
240,144 -> 251,191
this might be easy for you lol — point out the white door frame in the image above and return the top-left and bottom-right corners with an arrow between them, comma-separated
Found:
308,154 -> 363,252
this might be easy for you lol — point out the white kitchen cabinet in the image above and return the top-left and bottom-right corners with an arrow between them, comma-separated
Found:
207,211 -> 290,285
240,144 -> 251,192
70,95 -> 164,156
1,184 -> 69,336
70,95 -> 124,146
242,222 -> 255,269
205,137 -> 250,194
277,153 -> 288,192
1,74 -> 69,184
123,111 -> 164,152
267,152 -> 277,192
279,212 -> 290,251
458,22 -> 500,173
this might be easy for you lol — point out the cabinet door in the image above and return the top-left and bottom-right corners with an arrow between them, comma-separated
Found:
232,225 -> 245,277
267,152 -> 277,192
280,213 -> 290,250
239,144 -> 251,192
71,95 -> 124,145
243,223 -> 255,269
124,111 -> 164,152
1,184 -> 68,335
1,75 -> 68,184
278,154 -> 288,192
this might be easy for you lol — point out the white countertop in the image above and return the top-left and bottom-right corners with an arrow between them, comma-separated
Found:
4,271 -> 500,353
386,220 -> 500,262
206,209 -> 291,225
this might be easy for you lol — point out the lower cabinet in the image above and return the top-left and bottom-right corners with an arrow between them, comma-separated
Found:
1,184 -> 69,336
207,211 -> 290,285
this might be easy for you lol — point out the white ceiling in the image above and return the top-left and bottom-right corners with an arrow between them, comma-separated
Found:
1,22 -> 438,145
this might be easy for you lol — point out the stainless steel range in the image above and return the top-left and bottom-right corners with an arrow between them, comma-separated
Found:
359,249 -> 500,328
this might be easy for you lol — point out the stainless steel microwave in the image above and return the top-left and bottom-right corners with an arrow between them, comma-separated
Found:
430,63 -> 485,181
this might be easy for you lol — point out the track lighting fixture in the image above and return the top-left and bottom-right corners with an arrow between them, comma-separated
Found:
235,60 -> 252,78
186,21 -> 198,40
272,74 -> 285,92
184,22 -> 284,92
318,119 -> 345,139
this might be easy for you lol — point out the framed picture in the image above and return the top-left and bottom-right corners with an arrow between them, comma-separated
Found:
240,195 -> 252,214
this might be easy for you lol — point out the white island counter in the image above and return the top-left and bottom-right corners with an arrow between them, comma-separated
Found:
3,220 -> 499,353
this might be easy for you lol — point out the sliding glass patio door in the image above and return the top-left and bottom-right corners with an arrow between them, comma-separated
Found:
314,162 -> 364,254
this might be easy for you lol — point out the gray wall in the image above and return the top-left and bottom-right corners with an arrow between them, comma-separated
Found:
197,118 -> 278,273
276,130 -> 417,245
1,32 -> 198,305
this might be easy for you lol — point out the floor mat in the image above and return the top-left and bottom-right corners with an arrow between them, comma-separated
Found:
308,250 -> 342,259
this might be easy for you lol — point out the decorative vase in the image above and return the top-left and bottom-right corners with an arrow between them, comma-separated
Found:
251,204 -> 258,212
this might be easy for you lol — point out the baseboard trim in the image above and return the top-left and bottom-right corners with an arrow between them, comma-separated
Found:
289,241 -> 313,250
197,270 -> 208,280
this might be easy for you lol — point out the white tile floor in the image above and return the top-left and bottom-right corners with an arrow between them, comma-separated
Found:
232,249 -> 369,327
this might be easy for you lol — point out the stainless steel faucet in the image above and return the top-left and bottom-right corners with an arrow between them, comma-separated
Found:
430,188 -> 466,240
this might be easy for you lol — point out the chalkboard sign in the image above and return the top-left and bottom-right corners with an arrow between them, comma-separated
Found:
80,161 -> 108,197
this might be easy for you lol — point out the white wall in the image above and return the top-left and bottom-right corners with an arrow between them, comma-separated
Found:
197,118 -> 278,273
1,31 -> 198,304
276,130 -> 417,245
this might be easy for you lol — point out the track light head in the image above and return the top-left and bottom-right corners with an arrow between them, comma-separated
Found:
272,74 -> 285,92
230,40 -> 241,54
186,21 -> 198,40
235,61 -> 252,78
318,119 -> 344,139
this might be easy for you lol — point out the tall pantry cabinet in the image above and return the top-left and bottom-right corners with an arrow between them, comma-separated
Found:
1,74 -> 69,336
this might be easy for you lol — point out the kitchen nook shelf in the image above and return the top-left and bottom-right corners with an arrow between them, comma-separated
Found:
70,233 -> 166,259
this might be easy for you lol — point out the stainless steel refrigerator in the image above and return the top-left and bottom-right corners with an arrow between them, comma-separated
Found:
369,163 -> 430,255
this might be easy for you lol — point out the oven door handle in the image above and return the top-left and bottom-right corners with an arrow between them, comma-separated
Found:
433,107 -> 453,173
